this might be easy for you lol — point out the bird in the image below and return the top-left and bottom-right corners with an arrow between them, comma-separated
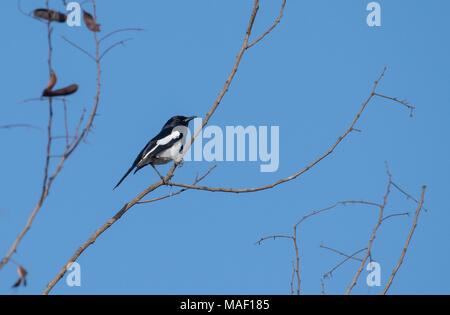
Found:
114,115 -> 196,189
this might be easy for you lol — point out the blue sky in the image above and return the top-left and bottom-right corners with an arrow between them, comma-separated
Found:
0,0 -> 449,294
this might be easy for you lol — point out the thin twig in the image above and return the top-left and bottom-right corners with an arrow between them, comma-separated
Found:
0,124 -> 41,131
137,165 -> 217,204
247,0 -> 286,49
320,245 -> 364,262
100,38 -> 134,60
99,28 -> 144,43
345,164 -> 392,295
61,36 -> 96,61
322,247 -> 367,280
392,181 -> 428,211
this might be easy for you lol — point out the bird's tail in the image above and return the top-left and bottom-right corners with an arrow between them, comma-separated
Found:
113,165 -> 135,189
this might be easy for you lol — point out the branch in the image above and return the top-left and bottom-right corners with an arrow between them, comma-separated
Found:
247,0 -> 286,49
256,200 -> 383,294
321,246 -> 367,280
392,181 -> 428,212
61,36 -> 96,61
0,0 -> 102,272
382,186 -> 426,295
345,164 -> 392,295
373,93 -> 415,117
0,124 -> 41,131
137,165 -> 217,204
166,67 -> 412,194
43,0 -> 265,295
99,27 -> 144,43
0,3 -> 55,270
320,245 -> 364,263
100,38 -> 134,61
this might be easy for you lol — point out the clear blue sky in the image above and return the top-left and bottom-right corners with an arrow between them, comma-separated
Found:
0,0 -> 449,294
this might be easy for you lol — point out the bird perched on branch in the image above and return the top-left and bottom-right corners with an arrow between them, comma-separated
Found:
114,115 -> 196,189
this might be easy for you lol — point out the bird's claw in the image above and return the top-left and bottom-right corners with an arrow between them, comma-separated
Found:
176,160 -> 184,168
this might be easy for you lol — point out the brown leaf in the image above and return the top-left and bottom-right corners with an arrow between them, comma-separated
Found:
34,9 -> 67,23
12,265 -> 28,288
45,72 -> 57,92
83,11 -> 101,32
12,278 -> 22,288
18,265 -> 27,279
43,84 -> 79,97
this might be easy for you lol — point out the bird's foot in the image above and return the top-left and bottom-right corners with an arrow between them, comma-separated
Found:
151,164 -> 168,185
159,175 -> 168,185
175,159 -> 184,168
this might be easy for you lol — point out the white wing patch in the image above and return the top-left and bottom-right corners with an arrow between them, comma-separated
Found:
142,130 -> 181,160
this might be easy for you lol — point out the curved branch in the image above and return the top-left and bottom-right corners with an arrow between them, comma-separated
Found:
99,28 -> 144,43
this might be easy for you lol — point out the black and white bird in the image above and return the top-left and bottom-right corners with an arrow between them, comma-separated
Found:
114,115 -> 196,189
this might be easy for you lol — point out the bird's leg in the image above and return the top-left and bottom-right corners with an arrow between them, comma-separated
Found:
176,159 -> 184,168
151,164 -> 167,184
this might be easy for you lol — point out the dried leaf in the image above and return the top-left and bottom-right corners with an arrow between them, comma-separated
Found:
43,84 -> 79,97
12,265 -> 28,288
34,9 -> 67,23
18,265 -> 28,279
83,11 -> 101,32
45,72 -> 57,92
12,278 -> 22,288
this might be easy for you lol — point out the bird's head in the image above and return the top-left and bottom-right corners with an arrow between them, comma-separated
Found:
163,115 -> 197,128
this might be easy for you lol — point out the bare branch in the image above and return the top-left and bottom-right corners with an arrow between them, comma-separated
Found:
373,92 -> 415,117
99,28 -> 145,43
166,68 -> 412,194
322,247 -> 367,280
62,36 -> 96,61
137,165 -> 217,204
43,0 -> 264,295
392,181 -> 428,211
100,38 -> 134,61
345,165 -> 392,295
0,124 -> 41,131
247,0 -> 286,49
382,186 -> 426,295
320,245 -> 364,262
257,200 -> 382,294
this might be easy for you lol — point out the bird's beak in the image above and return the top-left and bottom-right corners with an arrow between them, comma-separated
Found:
184,116 -> 197,122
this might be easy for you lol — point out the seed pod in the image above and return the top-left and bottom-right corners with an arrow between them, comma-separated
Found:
43,84 -> 79,97
12,265 -> 28,288
33,9 -> 67,23
44,72 -> 57,92
83,10 -> 101,32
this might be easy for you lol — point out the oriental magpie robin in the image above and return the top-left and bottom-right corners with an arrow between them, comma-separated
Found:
114,115 -> 196,189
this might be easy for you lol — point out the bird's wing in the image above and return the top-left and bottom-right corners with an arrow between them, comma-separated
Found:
113,128 -> 182,189
136,129 -> 183,169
